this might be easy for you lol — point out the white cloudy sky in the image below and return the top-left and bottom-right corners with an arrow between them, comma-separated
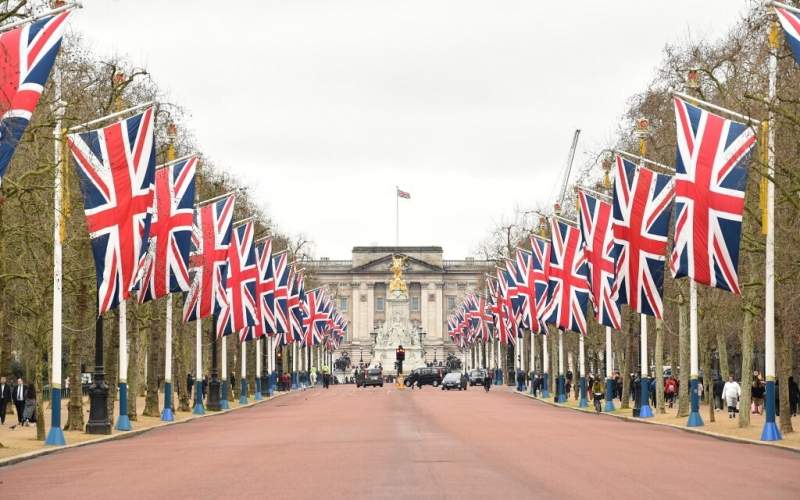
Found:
73,0 -> 748,259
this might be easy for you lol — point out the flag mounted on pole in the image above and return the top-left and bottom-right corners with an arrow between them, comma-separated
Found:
216,221 -> 259,338
69,107 -> 156,315
670,98 -> 756,294
611,155 -> 674,319
540,218 -> 590,334
137,156 -> 196,303
272,250 -> 291,345
0,11 -> 71,185
531,235 -> 551,334
397,188 -> 411,199
775,3 -> 800,64
182,194 -> 236,322
578,190 -> 621,329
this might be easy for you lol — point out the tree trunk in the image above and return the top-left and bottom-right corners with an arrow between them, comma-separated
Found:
175,301 -> 190,412
126,305 -> 140,422
677,289 -> 690,418
777,317 -> 793,434
701,326 -> 715,423
142,306 -> 161,417
738,292 -> 755,428
65,281 -> 86,431
655,319 -> 665,414
105,310 -> 118,427
716,329 -> 729,381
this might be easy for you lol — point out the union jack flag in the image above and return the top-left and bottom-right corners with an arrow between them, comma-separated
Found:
272,251 -> 291,344
514,248 -> 538,331
531,235 -> 551,334
776,6 -> 800,65
540,218 -> 590,334
0,12 -> 70,184
476,295 -> 492,342
287,267 -> 306,343
303,288 -> 330,346
137,156 -> 196,303
496,267 -> 517,344
486,276 -> 501,340
182,195 -> 235,322
578,191 -> 622,329
216,221 -> 260,338
611,155 -> 674,319
670,98 -> 756,294
243,238 -> 275,340
69,108 -> 156,315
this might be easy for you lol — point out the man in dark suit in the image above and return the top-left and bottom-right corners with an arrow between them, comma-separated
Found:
12,377 -> 25,424
0,376 -> 11,424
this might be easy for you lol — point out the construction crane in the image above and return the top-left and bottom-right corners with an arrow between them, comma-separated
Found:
554,129 -> 581,215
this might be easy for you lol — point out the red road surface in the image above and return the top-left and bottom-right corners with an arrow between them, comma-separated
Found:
0,385 -> 797,499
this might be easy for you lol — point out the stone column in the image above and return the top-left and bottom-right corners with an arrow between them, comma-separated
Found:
435,284 -> 444,341
367,283 -> 375,335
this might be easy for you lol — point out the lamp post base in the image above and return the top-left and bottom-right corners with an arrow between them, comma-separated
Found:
260,374 -> 269,397
239,379 -> 249,405
578,377 -> 588,408
207,378 -> 221,412
161,382 -> 174,421
194,380 -> 206,414
604,378 -> 616,412
86,375 -> 111,435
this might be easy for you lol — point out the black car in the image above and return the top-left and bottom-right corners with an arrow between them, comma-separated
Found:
404,367 -> 442,388
468,369 -> 487,386
363,368 -> 384,388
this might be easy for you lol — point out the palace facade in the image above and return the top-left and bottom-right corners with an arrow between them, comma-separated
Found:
306,246 -> 495,365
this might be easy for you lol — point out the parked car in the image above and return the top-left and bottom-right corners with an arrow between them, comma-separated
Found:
442,372 -> 463,390
362,368 -> 384,388
404,367 -> 442,388
354,369 -> 366,388
468,369 -> 487,386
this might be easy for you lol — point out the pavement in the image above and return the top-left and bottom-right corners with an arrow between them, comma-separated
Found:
0,384 -> 797,500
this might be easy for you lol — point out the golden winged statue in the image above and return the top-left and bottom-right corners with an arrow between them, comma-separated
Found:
388,255 -> 408,294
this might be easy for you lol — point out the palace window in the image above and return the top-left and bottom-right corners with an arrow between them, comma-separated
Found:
410,296 -> 420,312
338,297 -> 348,312
447,296 -> 456,311
375,296 -> 385,312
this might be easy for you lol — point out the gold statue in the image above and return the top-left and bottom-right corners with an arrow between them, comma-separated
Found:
389,255 -> 408,294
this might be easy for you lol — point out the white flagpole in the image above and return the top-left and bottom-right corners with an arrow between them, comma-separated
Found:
115,300 -> 131,430
193,319 -> 204,414
761,18 -> 781,441
687,280 -> 702,426
161,298 -> 174,421
239,340 -> 248,404
578,332 -> 587,407
46,64 -> 66,446
604,326 -> 614,411
542,333 -> 550,397
557,329 -> 565,402
221,336 -> 228,405
255,336 -> 262,399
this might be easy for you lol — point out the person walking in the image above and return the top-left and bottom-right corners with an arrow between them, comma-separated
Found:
0,376 -> 11,425
751,377 -> 765,415
12,377 -> 25,425
664,376 -> 677,409
789,376 -> 799,417
186,373 -> 194,400
721,375 -> 741,419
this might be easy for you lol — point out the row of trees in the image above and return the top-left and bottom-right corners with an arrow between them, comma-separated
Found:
476,1 -> 799,433
0,6 -> 315,441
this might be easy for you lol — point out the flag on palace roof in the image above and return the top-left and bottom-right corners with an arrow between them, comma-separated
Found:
670,98 -> 755,295
540,218 -> 590,335
69,107 -> 156,315
611,155 -> 674,319
138,156 -> 196,303
397,187 -> 410,199
0,11 -> 70,186
183,195 -> 235,322
578,191 -> 621,330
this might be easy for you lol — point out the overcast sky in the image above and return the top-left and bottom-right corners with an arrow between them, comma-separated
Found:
74,0 -> 748,259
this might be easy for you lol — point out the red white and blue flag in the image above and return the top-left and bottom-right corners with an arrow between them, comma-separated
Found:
578,190 -> 622,329
514,248 -> 538,331
670,98 -> 756,294
287,267 -> 306,344
776,6 -> 800,65
540,218 -> 590,334
611,155 -> 674,319
216,221 -> 260,338
0,12 -> 70,184
476,295 -> 492,342
137,156 -> 196,303
303,288 -> 330,346
272,251 -> 291,344
69,108 -> 156,315
531,236 -> 551,334
182,195 -> 235,322
243,238 -> 275,340
496,267 -> 517,344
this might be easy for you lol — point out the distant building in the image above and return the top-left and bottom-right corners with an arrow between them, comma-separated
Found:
306,246 -> 494,365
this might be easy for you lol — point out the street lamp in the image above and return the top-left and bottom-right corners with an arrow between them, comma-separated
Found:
418,328 -> 427,365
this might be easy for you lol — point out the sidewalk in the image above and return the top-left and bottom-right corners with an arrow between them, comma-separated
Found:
0,389 -> 288,465
511,386 -> 800,452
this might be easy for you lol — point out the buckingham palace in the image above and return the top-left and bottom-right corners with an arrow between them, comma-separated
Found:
306,246 -> 495,365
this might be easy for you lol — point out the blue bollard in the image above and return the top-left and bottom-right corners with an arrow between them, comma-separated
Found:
604,378 -> 616,412
291,371 -> 299,390
115,382 -> 132,431
45,387 -> 66,446
557,375 -> 566,403
193,380 -> 205,415
255,377 -> 263,400
578,377 -> 588,408
267,371 -> 275,396
687,377 -> 703,427
542,372 -> 550,398
161,381 -> 174,421
639,377 -> 654,418
761,380 -> 782,441
239,378 -> 248,405
220,380 -> 230,410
